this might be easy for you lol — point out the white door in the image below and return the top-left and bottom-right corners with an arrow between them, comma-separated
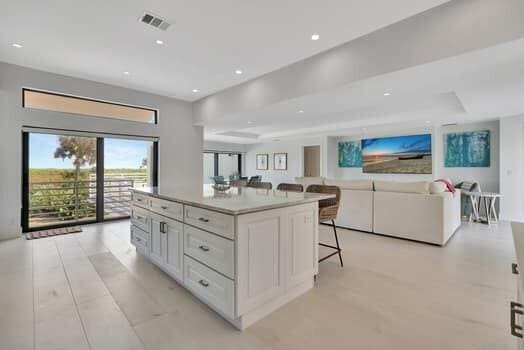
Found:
163,217 -> 184,280
288,207 -> 318,286
150,214 -> 164,266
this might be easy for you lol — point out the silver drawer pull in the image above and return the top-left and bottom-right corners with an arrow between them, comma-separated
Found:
136,198 -> 143,202
511,301 -> 524,338
198,279 -> 209,287
198,245 -> 210,252
135,237 -> 142,243
161,205 -> 168,209
198,217 -> 210,223
135,215 -> 144,220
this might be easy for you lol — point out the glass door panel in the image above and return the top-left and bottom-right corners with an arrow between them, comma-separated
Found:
103,138 -> 154,219
28,133 -> 97,229
218,153 -> 239,180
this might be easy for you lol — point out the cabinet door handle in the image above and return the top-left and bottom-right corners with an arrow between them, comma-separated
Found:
198,217 -> 210,223
198,279 -> 209,287
198,245 -> 210,252
160,222 -> 167,234
511,301 -> 524,338
513,263 -> 519,275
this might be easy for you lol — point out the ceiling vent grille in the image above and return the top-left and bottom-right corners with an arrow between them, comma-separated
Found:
140,11 -> 171,31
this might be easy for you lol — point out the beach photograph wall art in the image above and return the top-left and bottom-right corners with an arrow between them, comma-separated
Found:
361,134 -> 432,174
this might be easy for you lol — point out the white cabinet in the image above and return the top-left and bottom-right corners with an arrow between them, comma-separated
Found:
131,191 -> 319,330
150,212 -> 184,280
236,203 -> 319,316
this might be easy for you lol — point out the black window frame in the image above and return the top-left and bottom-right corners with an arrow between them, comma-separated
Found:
21,130 -> 158,233
204,151 -> 242,178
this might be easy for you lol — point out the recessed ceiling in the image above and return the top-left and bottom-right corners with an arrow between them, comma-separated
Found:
204,39 -> 524,143
0,0 -> 450,101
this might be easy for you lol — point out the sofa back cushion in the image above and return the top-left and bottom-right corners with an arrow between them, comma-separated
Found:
374,181 -> 430,195
324,179 -> 373,191
295,177 -> 324,189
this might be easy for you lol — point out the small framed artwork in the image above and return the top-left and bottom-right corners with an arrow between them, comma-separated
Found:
256,154 -> 269,170
274,153 -> 288,170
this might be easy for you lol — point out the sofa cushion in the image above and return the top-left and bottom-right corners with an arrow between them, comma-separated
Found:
429,181 -> 447,194
374,181 -> 430,195
324,179 -> 373,191
295,177 -> 324,190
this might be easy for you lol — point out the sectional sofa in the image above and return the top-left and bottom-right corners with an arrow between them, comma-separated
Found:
295,177 -> 462,246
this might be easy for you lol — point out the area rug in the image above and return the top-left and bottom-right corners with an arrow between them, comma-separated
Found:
25,226 -> 82,240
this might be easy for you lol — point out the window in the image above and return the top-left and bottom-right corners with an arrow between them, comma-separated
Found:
23,89 -> 157,124
22,130 -> 158,231
203,152 -> 242,183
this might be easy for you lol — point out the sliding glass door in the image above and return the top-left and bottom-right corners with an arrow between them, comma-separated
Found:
103,138 -> 155,219
203,151 -> 242,184
23,131 -> 157,232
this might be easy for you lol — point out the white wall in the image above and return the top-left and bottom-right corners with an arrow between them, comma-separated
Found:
245,121 -> 500,193
500,115 -> 524,221
0,62 -> 203,240
245,137 -> 326,186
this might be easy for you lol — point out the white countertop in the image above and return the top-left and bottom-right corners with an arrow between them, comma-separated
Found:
132,186 -> 334,215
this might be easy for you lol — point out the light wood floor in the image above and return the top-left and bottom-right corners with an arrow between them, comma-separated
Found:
0,220 -> 517,350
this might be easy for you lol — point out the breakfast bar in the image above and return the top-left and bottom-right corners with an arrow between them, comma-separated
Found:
130,186 -> 332,330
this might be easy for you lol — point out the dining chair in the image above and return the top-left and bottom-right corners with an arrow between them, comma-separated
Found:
306,184 -> 343,267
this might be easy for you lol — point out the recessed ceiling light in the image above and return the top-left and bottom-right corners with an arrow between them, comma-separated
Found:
155,40 -> 164,45
123,71 -> 130,75
425,120 -> 431,124
298,110 -> 305,114
12,43 -> 22,48
235,70 -> 243,75
247,121 -> 253,124
311,34 -> 320,41
383,92 -> 391,96
192,89 -> 199,93
361,127 -> 368,131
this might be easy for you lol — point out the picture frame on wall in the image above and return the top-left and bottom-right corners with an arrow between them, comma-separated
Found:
256,153 -> 269,170
273,153 -> 288,170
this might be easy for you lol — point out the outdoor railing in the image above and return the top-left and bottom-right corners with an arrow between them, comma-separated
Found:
28,176 -> 147,228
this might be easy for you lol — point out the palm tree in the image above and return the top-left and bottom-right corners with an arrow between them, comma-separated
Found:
54,136 -> 96,220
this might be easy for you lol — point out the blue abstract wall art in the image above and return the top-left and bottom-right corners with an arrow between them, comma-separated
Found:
445,130 -> 490,167
338,141 -> 362,168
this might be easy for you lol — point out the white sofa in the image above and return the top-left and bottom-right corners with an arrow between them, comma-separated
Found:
294,177 -> 461,246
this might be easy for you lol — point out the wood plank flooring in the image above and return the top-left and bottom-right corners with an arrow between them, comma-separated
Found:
0,220 -> 517,349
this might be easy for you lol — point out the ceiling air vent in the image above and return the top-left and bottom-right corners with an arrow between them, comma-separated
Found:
140,11 -> 171,31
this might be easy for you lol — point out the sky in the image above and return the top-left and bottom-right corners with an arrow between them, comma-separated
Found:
29,133 -> 151,169
361,134 -> 431,156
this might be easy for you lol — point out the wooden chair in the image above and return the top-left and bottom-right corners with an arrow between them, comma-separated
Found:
306,184 -> 343,267
247,182 -> 272,190
277,183 -> 304,192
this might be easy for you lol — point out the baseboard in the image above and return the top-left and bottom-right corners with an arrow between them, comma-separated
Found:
0,226 -> 22,241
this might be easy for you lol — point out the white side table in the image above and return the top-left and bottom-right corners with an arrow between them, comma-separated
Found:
463,191 -> 501,225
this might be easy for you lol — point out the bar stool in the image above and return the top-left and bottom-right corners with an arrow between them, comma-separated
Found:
276,183 -> 304,192
306,184 -> 343,267
246,182 -> 272,190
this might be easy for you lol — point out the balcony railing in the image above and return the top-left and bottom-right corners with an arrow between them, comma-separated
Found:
29,175 -> 147,228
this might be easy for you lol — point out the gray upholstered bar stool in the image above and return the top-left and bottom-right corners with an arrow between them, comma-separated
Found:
306,184 -> 343,267
276,183 -> 304,192
246,182 -> 273,190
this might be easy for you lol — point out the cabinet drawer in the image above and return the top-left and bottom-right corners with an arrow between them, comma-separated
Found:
131,225 -> 149,250
131,192 -> 150,208
150,197 -> 183,221
184,255 -> 235,318
131,206 -> 150,232
184,225 -> 235,279
184,205 -> 235,239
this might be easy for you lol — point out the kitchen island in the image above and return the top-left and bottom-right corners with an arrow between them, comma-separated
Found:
130,186 -> 333,330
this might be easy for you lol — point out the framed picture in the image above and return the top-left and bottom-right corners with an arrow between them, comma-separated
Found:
274,153 -> 288,170
361,133 -> 432,174
256,154 -> 268,170
338,141 -> 362,168
444,130 -> 490,167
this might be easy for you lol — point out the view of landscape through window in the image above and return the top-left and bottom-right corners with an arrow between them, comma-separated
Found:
28,133 -> 153,229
